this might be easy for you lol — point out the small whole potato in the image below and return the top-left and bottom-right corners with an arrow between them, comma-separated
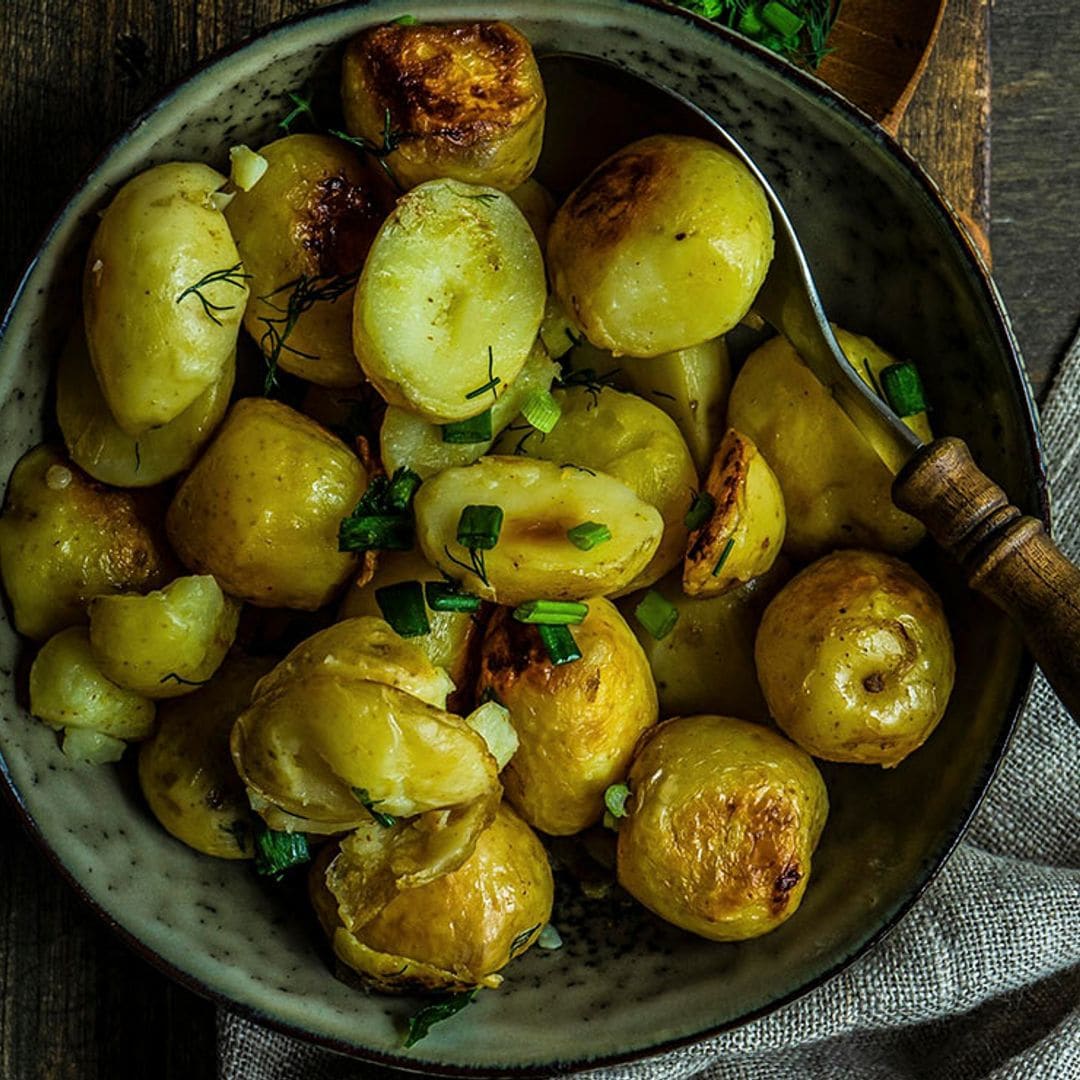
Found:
88,575 -> 240,698
508,178 -> 556,248
547,134 -> 774,356
0,446 -> 174,641
755,549 -> 956,767
138,655 -> 276,859
728,332 -> 927,559
340,21 -> 545,191
617,715 -> 828,941
30,626 -> 155,741
166,398 -> 367,609
224,134 -> 393,387
312,802 -> 554,992
84,162 -> 246,433
477,598 -> 658,835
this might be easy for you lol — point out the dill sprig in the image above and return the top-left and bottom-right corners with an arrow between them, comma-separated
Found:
257,270 -> 359,393
465,346 -> 501,403
443,543 -> 490,588
330,108 -> 411,188
175,263 -> 251,326
555,366 -> 622,409
278,90 -> 316,133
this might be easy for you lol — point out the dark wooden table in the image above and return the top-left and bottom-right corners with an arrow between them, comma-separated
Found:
1,2 -> 1078,1078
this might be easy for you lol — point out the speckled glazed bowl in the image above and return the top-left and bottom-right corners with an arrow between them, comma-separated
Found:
0,0 -> 1045,1075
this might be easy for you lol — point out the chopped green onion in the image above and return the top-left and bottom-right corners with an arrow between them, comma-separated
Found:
635,590 -> 679,640
464,700 -> 518,770
375,581 -> 431,637
712,537 -> 736,577
537,623 -> 582,666
403,990 -> 477,1047
514,600 -> 588,626
566,521 -> 612,551
537,924 -> 563,950
604,782 -> 631,818
521,390 -> 562,434
761,2 -> 805,37
457,505 -> 503,550
338,512 -> 414,553
465,377 -> 501,401
424,581 -> 482,613
352,787 -> 397,828
392,13 -> 418,24
684,491 -> 716,531
880,362 -> 928,418
386,467 -> 422,511
738,9 -> 765,35
253,823 -> 310,881
442,410 -> 493,444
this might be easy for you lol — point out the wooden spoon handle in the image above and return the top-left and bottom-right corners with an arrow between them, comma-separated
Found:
893,437 -> 1080,719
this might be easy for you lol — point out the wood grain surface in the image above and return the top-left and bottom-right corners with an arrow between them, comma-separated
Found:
1,2 -> 1078,1078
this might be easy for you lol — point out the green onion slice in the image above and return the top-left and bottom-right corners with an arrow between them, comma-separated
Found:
521,390 -> 562,434
351,787 -> 397,828
604,782 -> 631,819
424,581 -> 482,613
880,362 -> 928,418
684,491 -> 716,531
442,410 -> 493,444
253,823 -> 310,881
457,504 -> 503,550
537,623 -> 582,666
386,467 -> 422,511
404,990 -> 477,1047
712,537 -> 736,577
635,590 -> 679,640
761,2 -> 805,37
566,521 -> 612,551
375,580 -> 431,637
738,8 -> 765,35
513,599 -> 588,626
338,512 -> 414,553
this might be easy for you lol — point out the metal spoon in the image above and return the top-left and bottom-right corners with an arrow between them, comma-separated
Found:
538,52 -> 1080,718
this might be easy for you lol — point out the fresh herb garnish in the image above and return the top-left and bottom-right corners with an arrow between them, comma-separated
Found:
464,346 -> 501,402
159,672 -> 212,687
330,108 -> 410,187
712,537 -> 736,577
338,467 -> 422,553
651,389 -> 678,402
880,362 -> 927,418
520,389 -> 561,434
560,462 -> 597,476
502,420 -> 542,455
253,823 -> 310,881
457,505 -> 503,551
537,623 -> 582,666
403,990 -> 478,1047
685,491 -> 716,531
278,90 -> 316,133
555,366 -> 622,408
392,13 -> 419,25
566,521 -> 611,551
175,262 -> 251,326
513,600 -> 589,626
352,787 -> 398,828
460,191 -> 499,204
133,442 -> 141,473
425,581 -> 482,613
604,783 -> 631,819
442,409 -> 493,444
375,580 -> 431,638
443,544 -> 491,588
635,591 -> 679,641
509,923 -> 541,958
862,357 -> 884,400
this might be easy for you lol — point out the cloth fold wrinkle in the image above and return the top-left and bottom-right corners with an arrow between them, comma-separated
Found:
217,338 -> 1080,1080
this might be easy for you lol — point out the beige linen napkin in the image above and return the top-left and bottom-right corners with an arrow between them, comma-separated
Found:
218,339 -> 1080,1080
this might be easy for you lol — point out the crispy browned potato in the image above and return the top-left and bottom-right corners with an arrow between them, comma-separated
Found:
341,21 -> 545,191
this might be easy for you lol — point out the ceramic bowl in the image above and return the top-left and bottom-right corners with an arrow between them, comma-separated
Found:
0,0 -> 1044,1074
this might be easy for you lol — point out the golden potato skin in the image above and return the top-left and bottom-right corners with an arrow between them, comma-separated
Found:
755,549 -> 956,767
617,715 -> 828,941
0,446 -> 174,641
728,334 -> 925,559
547,134 -> 774,356
88,576 -> 240,698
224,134 -> 392,387
138,655 -> 275,859
57,323 -> 235,488
341,21 -> 545,191
166,398 -> 367,609
84,162 -> 245,433
683,429 -> 785,597
477,599 -> 658,835
508,178 -> 556,248
312,802 -> 554,992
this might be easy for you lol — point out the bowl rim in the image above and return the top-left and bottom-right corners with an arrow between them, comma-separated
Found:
0,0 -> 1046,1074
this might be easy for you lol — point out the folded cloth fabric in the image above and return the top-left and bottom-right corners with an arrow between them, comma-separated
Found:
218,337 -> 1080,1080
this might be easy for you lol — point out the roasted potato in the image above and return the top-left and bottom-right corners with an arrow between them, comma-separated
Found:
312,802 -> 553,992
138,655 -> 275,858
615,337 -> 731,475
353,178 -> 546,423
87,575 -> 240,698
340,21 -> 545,191
622,559 -> 792,720
338,553 -> 478,692
617,715 -> 828,941
57,323 -> 235,488
83,162 -> 245,433
683,428 -> 785,596
477,599 -> 658,835
224,134 -> 392,387
29,626 -> 155,742
0,446 -> 173,641
547,134 -> 774,357
728,333 -> 927,559
232,671 -> 498,833
251,616 -> 454,710
166,398 -> 367,609
380,339 -> 559,479
508,178 -> 556,248
414,456 -> 663,604
494,385 -> 698,591
755,549 -> 955,767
